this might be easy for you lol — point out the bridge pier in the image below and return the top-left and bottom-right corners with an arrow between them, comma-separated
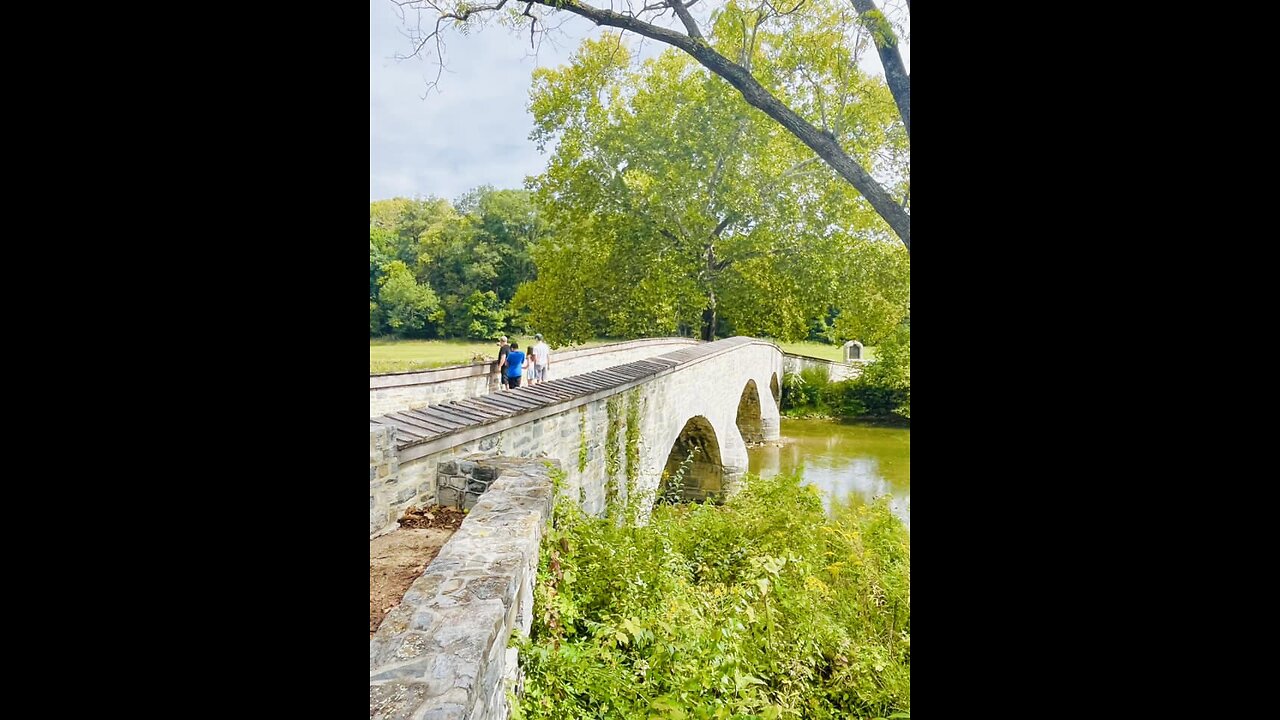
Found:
761,415 -> 781,442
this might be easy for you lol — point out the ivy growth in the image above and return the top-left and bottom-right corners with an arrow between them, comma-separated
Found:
624,389 -> 642,499
577,406 -> 588,474
604,395 -> 622,510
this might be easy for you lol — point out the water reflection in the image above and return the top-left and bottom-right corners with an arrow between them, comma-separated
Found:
746,419 -> 911,529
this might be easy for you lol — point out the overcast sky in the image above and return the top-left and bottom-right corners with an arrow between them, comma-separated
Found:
369,0 -> 909,203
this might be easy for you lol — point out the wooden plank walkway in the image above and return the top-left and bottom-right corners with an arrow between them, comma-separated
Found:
370,336 -> 756,451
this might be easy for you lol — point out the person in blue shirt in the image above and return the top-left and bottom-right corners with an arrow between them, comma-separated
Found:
505,342 -> 528,388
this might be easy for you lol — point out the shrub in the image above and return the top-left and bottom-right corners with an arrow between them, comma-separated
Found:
514,473 -> 911,720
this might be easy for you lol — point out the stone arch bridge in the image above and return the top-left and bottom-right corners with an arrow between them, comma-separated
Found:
369,336 -> 786,537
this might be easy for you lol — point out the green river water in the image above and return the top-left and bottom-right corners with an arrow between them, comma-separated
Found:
746,418 -> 910,529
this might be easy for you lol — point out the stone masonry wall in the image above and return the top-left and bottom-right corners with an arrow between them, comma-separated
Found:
370,457 -> 558,720
437,459 -> 501,511
370,337 -> 700,416
782,353 -> 869,383
386,400 -> 613,527
370,424 -> 412,538
372,340 -> 784,539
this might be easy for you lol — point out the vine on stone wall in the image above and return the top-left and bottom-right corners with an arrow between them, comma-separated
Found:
605,396 -> 622,509
577,406 -> 588,474
625,389 -> 642,499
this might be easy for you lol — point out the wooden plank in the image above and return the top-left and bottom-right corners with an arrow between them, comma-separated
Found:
506,389 -> 553,406
527,376 -> 573,386
406,407 -> 468,429
594,369 -> 634,384
388,412 -> 444,435
436,404 -> 492,423
466,395 -> 522,412
554,379 -> 596,395
475,394 -> 529,412
492,391 -> 546,410
522,385 -> 568,401
402,410 -> 457,433
377,417 -> 427,440
414,406 -> 474,427
576,371 -> 617,387
454,398 -> 515,415
561,373 -> 603,387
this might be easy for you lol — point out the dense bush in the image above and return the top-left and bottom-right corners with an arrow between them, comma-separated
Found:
514,473 -> 911,719
781,326 -> 910,421
780,366 -> 830,412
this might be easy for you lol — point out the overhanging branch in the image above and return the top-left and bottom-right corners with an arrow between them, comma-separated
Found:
850,0 -> 909,138
668,0 -> 703,39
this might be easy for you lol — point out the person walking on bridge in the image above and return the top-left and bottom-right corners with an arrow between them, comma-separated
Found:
505,342 -> 528,389
530,333 -> 551,385
495,336 -> 510,391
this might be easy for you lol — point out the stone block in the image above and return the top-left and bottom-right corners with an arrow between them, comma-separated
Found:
467,480 -> 489,494
438,487 -> 461,509
368,680 -> 430,720
473,465 -> 497,482
462,492 -> 480,511
457,460 -> 477,474
439,461 -> 458,475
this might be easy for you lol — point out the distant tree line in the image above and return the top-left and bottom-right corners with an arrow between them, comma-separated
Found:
370,35 -> 911,346
370,187 -> 543,339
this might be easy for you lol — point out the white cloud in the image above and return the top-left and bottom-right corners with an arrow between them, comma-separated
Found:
370,0 -> 584,201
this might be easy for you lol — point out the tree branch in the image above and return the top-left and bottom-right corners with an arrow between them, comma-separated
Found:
394,0 -> 910,249
523,2 -> 538,48
668,0 -> 703,40
549,0 -> 908,247
849,0 -> 909,138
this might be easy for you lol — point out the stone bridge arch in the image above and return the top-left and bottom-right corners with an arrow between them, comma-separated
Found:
736,379 -> 764,444
658,415 -> 727,503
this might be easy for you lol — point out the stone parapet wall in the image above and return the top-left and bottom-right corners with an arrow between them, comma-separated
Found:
371,424 -> 417,538
370,457 -> 558,720
782,353 -> 869,383
370,337 -> 701,416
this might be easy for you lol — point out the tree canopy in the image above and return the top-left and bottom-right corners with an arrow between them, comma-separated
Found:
369,187 -> 545,338
392,0 -> 911,248
511,36 -> 909,344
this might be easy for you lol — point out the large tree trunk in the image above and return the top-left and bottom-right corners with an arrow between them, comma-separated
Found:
543,0 -> 911,251
850,0 -> 910,138
701,242 -> 718,340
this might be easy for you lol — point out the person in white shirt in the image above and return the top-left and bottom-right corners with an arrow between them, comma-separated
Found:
530,333 -> 551,385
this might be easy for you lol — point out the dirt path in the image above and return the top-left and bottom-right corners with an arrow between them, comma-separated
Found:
369,505 -> 467,636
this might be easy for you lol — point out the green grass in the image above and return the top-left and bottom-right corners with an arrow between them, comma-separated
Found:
369,337 -> 614,374
772,340 -> 876,362
371,337 -> 873,373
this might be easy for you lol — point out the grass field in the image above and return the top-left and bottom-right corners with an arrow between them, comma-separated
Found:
370,337 -> 613,374
772,340 -> 876,362
371,337 -> 872,373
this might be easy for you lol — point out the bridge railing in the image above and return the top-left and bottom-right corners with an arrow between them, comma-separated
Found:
371,337 -> 702,416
